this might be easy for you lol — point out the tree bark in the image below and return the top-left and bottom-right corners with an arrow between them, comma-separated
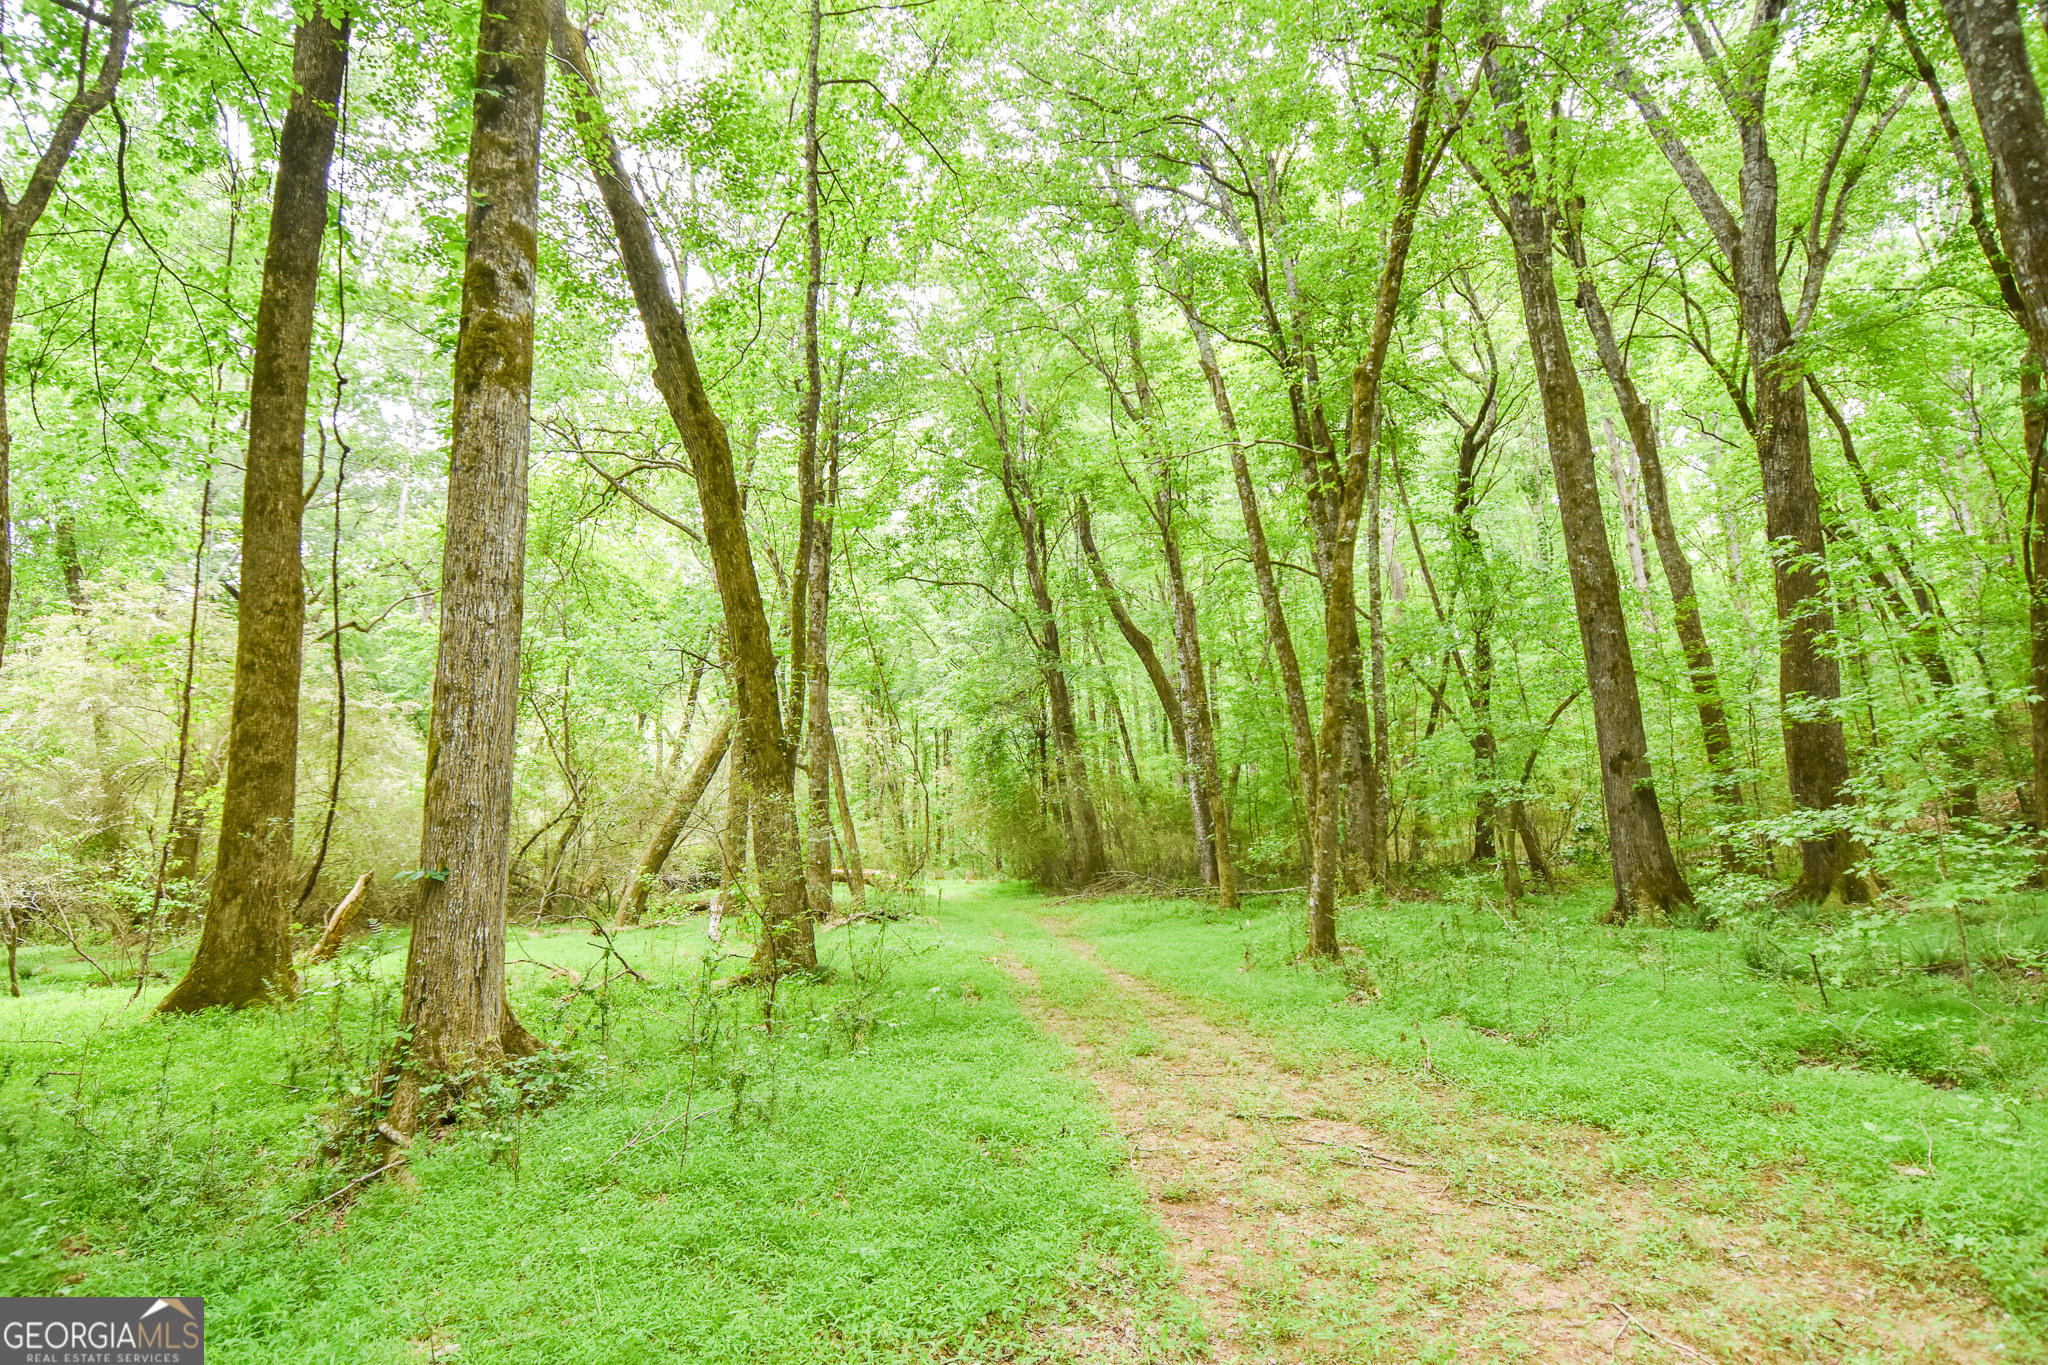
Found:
1603,418 -> 1655,616
1562,211 -> 1748,856
382,0 -> 548,1130
1941,0 -> 2048,354
1074,494 -> 1207,861
1898,0 -> 2048,832
996,444 -> 1104,885
552,14 -> 812,976
304,871 -> 373,965
1179,304 -> 1320,861
804,456 -> 838,926
1447,380 -> 1501,861
1490,50 -> 1692,921
0,0 -> 130,667
1118,316 -> 1238,906
829,724 -> 865,908
159,14 -> 347,1012
1310,0 -> 1445,955
1620,5 -> 1867,902
622,718 -> 732,924
1162,523 -> 1235,905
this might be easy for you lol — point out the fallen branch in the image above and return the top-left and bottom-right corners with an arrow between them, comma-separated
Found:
303,872 -> 373,965
601,1099 -> 734,1164
576,914 -> 649,982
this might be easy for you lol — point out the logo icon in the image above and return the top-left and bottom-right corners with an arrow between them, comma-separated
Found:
2,1295 -> 204,1363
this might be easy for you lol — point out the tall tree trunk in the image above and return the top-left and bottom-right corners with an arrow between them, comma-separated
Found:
381,0 -> 547,1130
1447,386 -> 1501,861
552,15 -> 812,977
721,755 -> 750,893
56,519 -> 86,609
979,374 -> 1103,885
1562,212 -> 1749,857
785,0 -> 826,755
1603,418 -> 1655,617
1941,0 -> 2048,353
59,517 -> 124,857
1161,526 -> 1236,906
622,718 -> 731,924
1074,494 -> 1207,867
159,14 -> 347,1012
169,738 -> 228,894
0,0 -> 130,667
829,725 -> 865,908
1310,1 -> 1444,956
1621,4 -> 1866,902
1181,305 -> 1320,858
795,2 -> 837,926
1490,50 -> 1692,921
1809,377 -> 1978,819
1117,318 -> 1238,906
1014,497 -> 1104,885
1751,306 -> 1860,902
1891,0 -> 2048,836
1366,435 -> 1393,880
804,457 -> 838,925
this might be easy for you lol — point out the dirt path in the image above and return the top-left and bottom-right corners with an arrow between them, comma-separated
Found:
997,922 -> 2020,1364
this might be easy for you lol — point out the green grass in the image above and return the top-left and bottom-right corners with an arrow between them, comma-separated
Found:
1048,873 -> 2048,1321
7,873 -> 2045,1357
0,899 -> 1190,1362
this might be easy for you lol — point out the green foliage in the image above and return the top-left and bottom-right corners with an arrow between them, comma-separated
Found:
0,913 -> 1187,1361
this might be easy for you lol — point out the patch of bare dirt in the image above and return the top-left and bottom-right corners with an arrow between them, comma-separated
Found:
995,928 -> 2025,1364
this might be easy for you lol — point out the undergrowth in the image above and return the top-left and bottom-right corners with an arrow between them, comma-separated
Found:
1054,873 -> 2048,1324
0,902 -> 1190,1363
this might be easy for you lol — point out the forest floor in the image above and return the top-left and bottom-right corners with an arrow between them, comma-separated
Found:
993,896 -> 2022,1362
0,877 -> 2044,1361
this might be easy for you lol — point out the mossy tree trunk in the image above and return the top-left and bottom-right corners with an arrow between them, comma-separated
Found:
160,13 -> 347,1012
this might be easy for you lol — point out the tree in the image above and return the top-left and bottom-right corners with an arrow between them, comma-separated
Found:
383,0 -> 551,1133
552,12 -> 814,978
1921,0 -> 2048,834
1560,207 -> 1749,861
1484,44 -> 1693,921
1309,0 -> 1451,956
1618,6 -> 1904,901
0,0 -> 131,665
159,11 -> 349,1014
623,718 -> 732,924
978,367 -> 1106,886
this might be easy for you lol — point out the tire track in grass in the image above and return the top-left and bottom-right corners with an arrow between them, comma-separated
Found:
993,917 -> 2022,1364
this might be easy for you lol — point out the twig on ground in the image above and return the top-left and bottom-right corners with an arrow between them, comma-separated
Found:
276,1157 -> 408,1228
577,914 -> 649,982
1596,1300 -> 1713,1362
51,904 -> 116,986
1288,1136 -> 1423,1169
602,1100 -> 733,1164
